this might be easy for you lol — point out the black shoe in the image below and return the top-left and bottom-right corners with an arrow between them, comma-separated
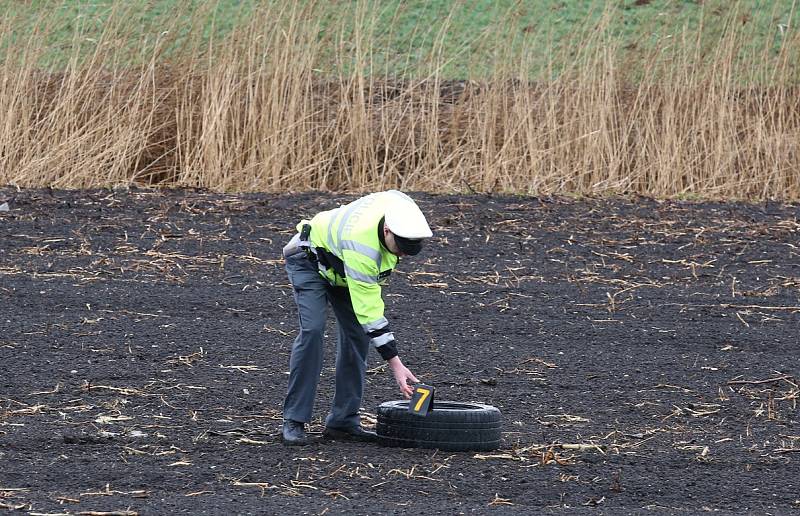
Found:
282,420 -> 309,446
323,425 -> 378,443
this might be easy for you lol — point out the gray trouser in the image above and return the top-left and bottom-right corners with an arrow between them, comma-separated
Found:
282,252 -> 371,428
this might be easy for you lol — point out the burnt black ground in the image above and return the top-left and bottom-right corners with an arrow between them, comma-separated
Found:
1,187 -> 799,515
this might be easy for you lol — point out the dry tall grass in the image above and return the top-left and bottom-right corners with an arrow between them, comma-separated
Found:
1,1 -> 799,199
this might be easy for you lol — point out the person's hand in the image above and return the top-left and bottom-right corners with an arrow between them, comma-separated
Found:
387,356 -> 419,399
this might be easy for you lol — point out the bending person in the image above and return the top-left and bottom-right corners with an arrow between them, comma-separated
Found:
280,190 -> 433,446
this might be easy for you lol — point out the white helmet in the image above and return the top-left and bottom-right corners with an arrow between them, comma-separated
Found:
384,190 -> 433,240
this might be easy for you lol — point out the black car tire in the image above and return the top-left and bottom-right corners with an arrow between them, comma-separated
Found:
376,400 -> 502,451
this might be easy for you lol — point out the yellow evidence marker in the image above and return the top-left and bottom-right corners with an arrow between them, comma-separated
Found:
408,384 -> 435,416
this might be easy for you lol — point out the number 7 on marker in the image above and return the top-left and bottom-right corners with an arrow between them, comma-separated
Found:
413,387 -> 431,412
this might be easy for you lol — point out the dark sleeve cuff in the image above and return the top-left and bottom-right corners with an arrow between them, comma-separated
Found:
376,340 -> 398,361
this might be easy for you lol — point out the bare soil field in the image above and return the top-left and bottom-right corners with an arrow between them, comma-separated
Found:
1,187 -> 799,515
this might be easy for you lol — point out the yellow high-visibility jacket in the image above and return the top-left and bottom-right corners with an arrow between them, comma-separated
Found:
297,191 -> 412,358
